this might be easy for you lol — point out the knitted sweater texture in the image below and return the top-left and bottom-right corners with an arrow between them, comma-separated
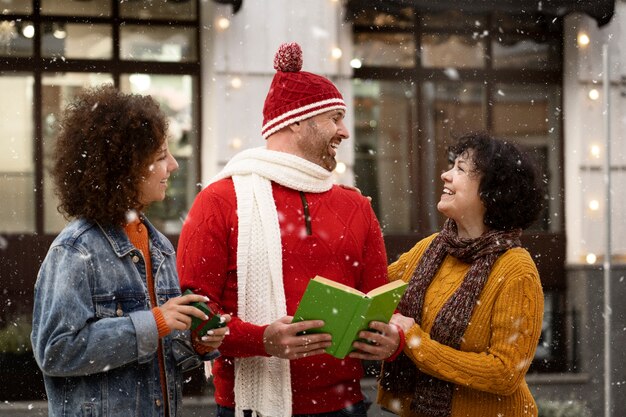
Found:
177,178 -> 388,414
378,233 -> 544,417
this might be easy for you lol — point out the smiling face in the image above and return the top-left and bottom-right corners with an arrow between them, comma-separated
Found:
437,149 -> 487,238
137,141 -> 179,207
294,109 -> 349,171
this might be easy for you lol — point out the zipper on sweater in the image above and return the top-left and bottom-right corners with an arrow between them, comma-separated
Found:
299,191 -> 312,235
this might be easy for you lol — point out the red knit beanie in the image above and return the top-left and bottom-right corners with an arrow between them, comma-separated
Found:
261,42 -> 346,139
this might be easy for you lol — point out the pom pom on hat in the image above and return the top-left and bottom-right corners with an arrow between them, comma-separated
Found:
262,42 -> 346,139
273,42 -> 303,72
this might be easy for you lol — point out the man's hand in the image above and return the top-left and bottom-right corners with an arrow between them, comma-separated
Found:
338,183 -> 372,202
263,316 -> 332,360
158,293 -> 213,331
348,321 -> 400,360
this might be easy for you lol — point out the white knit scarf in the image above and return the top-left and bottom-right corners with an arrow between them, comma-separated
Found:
211,147 -> 334,417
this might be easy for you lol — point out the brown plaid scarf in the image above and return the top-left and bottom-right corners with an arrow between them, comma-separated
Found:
379,219 -> 522,417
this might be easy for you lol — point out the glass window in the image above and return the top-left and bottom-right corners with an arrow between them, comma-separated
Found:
40,0 -> 111,17
42,23 -> 112,59
420,12 -> 486,31
0,20 -> 34,57
492,36 -> 560,70
421,34 -> 485,68
492,83 -> 562,232
352,8 -> 414,29
120,74 -> 197,234
353,32 -> 415,68
120,25 -> 197,62
42,73 -> 114,234
0,73 -> 35,233
420,82 -> 486,229
354,79 -> 416,233
120,0 -> 197,20
0,0 -> 32,14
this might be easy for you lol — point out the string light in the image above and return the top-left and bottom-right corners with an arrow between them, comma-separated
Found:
586,253 -> 597,264
335,162 -> 347,174
590,144 -> 601,158
230,77 -> 242,89
588,89 -> 599,101
577,32 -> 590,47
331,47 -> 342,59
350,58 -> 362,68
22,24 -> 34,38
588,200 -> 600,211
217,17 -> 230,30
229,137 -> 242,150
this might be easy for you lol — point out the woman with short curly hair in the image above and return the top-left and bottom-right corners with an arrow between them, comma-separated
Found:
378,132 -> 545,417
51,84 -> 167,225
32,85 -> 229,417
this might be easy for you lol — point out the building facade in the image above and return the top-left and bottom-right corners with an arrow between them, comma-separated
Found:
0,0 -> 624,415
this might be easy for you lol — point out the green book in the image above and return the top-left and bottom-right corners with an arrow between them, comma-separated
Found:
183,289 -> 226,337
292,276 -> 408,359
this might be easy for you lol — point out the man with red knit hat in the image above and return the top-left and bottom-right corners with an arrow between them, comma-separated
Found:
177,42 -> 403,417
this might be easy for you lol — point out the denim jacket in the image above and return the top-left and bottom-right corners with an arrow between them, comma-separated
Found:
31,217 -> 217,417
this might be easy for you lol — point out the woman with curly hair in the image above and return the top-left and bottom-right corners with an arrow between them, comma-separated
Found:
31,85 -> 229,417
377,132 -> 545,417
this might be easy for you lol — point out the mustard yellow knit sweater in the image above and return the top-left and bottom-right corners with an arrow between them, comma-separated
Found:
378,233 -> 544,417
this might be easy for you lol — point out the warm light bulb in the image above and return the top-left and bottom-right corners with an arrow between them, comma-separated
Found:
230,137 -> 242,149
350,58 -> 362,69
331,47 -> 343,59
590,144 -> 601,158
577,32 -> 590,47
335,162 -> 347,174
586,253 -> 597,264
22,24 -> 35,39
588,89 -> 600,100
588,200 -> 600,211
129,74 -> 151,92
53,27 -> 66,39
217,17 -> 230,30
230,77 -> 242,89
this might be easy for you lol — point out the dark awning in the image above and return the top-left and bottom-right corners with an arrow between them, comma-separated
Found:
346,0 -> 615,27
212,0 -> 243,14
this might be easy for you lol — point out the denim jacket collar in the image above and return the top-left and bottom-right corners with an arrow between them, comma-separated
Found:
96,216 -> 175,258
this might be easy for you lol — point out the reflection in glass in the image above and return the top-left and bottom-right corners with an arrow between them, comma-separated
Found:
41,0 -> 111,17
420,12 -> 486,31
0,0 -> 32,14
351,8 -> 414,30
421,34 -> 485,68
492,36 -> 559,70
353,32 -> 415,68
120,25 -> 197,62
0,20 -> 34,57
42,23 -> 112,59
121,74 -> 197,234
353,79 -> 415,233
493,83 -> 562,232
0,74 -> 35,233
42,73 -> 114,234
120,0 -> 196,20
421,82 -> 485,230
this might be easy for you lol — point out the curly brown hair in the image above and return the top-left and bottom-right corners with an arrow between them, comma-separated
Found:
448,132 -> 545,231
51,84 -> 168,226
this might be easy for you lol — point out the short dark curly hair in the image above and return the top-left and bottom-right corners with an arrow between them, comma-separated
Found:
51,84 -> 168,226
448,132 -> 545,231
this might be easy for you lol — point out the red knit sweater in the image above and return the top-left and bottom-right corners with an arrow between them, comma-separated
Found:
177,178 -> 388,414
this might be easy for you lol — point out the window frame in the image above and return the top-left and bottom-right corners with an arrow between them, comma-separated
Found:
0,0 -> 202,235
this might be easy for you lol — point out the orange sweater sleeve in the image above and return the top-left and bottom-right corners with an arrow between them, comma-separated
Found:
152,307 -> 171,338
